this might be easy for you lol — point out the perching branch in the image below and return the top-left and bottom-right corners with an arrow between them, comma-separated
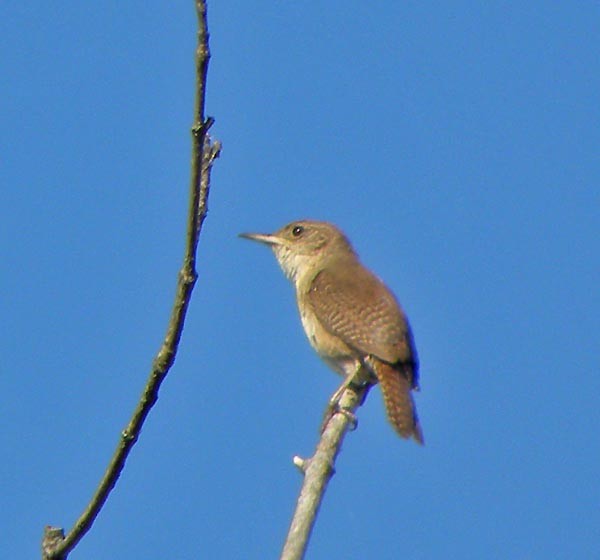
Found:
41,2 -> 219,558
280,383 -> 367,560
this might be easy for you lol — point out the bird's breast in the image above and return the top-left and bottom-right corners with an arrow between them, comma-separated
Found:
297,292 -> 357,377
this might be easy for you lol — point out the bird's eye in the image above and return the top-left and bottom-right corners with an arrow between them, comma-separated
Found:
292,225 -> 304,237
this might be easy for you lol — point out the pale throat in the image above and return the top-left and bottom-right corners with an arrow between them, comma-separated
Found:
272,245 -> 322,287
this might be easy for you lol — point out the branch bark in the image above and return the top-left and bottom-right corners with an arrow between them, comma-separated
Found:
280,383 -> 367,560
42,2 -> 219,558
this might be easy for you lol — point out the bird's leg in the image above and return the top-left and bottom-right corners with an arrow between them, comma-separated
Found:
320,364 -> 370,433
328,375 -> 356,409
321,380 -> 358,432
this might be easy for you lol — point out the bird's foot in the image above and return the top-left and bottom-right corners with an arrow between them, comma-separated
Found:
320,402 -> 358,433
338,407 -> 359,430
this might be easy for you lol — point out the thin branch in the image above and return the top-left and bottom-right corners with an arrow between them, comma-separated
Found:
280,383 -> 367,560
42,2 -> 218,558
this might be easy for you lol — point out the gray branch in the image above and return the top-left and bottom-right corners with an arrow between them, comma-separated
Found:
41,2 -> 218,558
280,384 -> 366,560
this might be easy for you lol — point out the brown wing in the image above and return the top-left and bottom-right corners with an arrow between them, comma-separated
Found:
307,260 -> 418,369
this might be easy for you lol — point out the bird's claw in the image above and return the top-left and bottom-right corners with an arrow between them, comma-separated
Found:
320,402 -> 358,433
338,407 -> 358,430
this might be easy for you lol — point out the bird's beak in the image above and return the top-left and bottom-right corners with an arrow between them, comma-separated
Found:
238,232 -> 283,246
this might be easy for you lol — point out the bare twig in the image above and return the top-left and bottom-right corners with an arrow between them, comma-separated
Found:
280,383 -> 367,560
42,2 -> 218,558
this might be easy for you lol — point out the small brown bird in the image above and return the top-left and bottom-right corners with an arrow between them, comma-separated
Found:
240,220 -> 423,444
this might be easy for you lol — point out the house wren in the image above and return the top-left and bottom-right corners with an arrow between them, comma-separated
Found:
240,220 -> 423,444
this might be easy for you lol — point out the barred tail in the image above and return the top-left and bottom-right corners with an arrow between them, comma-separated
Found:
372,359 -> 424,444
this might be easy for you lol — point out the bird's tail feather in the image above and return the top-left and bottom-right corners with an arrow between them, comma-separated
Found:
372,359 -> 424,444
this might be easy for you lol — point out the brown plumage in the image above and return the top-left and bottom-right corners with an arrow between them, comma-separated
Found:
369,359 -> 423,443
307,261 -> 423,444
240,220 -> 423,444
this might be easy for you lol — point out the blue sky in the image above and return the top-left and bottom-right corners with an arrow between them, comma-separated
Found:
2,2 -> 599,559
